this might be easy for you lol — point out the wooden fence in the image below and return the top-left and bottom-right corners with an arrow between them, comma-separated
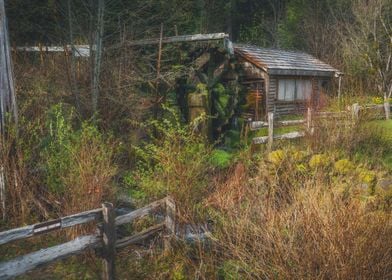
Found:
251,102 -> 391,148
0,197 -> 175,280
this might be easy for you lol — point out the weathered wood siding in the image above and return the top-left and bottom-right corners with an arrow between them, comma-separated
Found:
267,75 -> 326,117
266,77 -> 276,114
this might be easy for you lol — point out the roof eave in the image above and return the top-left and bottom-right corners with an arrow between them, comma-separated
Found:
268,68 -> 337,77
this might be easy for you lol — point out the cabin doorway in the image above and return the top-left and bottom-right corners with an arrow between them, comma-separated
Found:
243,79 -> 265,121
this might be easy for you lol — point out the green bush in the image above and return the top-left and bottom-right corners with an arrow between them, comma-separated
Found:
334,159 -> 355,175
309,154 -> 330,170
41,103 -> 74,194
129,107 -> 214,208
40,103 -> 116,212
209,149 -> 233,169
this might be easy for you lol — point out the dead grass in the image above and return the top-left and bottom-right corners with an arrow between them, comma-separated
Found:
209,171 -> 392,279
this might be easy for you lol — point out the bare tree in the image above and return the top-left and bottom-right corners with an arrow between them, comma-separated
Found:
346,0 -> 391,117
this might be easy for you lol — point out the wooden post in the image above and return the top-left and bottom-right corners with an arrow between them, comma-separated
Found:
352,103 -> 360,122
384,102 -> 390,120
337,75 -> 342,99
154,23 -> 164,119
164,197 -> 176,252
267,112 -> 274,151
92,0 -> 105,114
306,107 -> 313,135
102,203 -> 116,280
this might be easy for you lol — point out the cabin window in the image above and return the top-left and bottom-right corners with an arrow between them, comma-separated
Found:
278,79 -> 312,101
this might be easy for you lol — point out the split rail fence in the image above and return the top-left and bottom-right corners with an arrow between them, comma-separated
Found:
250,103 -> 391,148
0,197 -> 175,280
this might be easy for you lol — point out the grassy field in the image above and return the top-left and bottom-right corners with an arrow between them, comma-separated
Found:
371,119 -> 392,169
375,119 -> 392,139
366,120 -> 392,170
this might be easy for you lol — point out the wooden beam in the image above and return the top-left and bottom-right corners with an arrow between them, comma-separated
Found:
164,197 -> 176,252
102,203 -> 116,280
0,208 -> 102,245
249,121 -> 267,130
250,119 -> 305,130
0,234 -> 101,280
253,131 -> 305,144
115,223 -> 165,249
267,112 -> 274,150
115,198 -> 165,226
123,33 -> 228,47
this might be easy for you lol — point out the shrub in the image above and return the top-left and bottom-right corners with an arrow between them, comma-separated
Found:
41,103 -> 74,194
41,104 -> 116,216
63,123 -> 117,216
309,154 -> 330,169
357,168 -> 376,185
130,108 -> 214,213
334,159 -> 354,175
268,150 -> 285,166
372,96 -> 383,104
209,149 -> 233,169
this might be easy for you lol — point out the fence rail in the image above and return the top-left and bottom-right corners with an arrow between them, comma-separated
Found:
0,197 -> 175,280
251,102 -> 391,148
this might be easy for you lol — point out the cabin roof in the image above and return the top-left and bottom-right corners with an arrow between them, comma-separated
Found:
234,44 -> 339,77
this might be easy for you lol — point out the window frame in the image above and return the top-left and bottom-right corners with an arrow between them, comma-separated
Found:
276,77 -> 314,102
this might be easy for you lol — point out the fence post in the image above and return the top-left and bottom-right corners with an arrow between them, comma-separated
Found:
384,102 -> 390,120
267,112 -> 274,150
164,197 -> 176,252
352,103 -> 360,122
102,203 -> 116,280
306,108 -> 313,135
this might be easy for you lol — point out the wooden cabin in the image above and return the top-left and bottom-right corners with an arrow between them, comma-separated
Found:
234,45 -> 340,120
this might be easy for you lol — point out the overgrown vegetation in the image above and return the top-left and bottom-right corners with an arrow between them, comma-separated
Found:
1,0 -> 391,279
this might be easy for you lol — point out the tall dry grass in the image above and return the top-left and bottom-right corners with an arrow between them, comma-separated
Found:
200,113 -> 392,279
211,180 -> 391,279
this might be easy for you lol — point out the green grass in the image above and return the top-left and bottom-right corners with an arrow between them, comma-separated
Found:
374,120 -> 392,169
254,125 -> 302,137
361,120 -> 392,170
373,119 -> 392,139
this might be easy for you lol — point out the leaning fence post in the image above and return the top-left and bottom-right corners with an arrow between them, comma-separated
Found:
102,203 -> 116,280
164,197 -> 176,252
352,103 -> 360,122
267,112 -> 274,150
384,102 -> 390,120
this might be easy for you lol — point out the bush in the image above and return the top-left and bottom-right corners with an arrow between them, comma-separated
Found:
129,108 -> 214,214
41,104 -> 116,216
268,150 -> 285,166
41,103 -> 74,194
309,154 -> 330,169
209,149 -> 233,169
334,159 -> 354,175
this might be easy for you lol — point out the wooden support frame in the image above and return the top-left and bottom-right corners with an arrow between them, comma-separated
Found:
164,197 -> 176,252
102,203 -> 116,280
121,33 -> 228,47
267,112 -> 274,150
0,197 -> 175,280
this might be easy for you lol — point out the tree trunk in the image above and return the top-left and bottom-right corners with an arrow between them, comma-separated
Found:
92,0 -> 105,114
0,0 -> 18,220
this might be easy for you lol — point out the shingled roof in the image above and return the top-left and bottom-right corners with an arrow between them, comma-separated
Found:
234,44 -> 339,77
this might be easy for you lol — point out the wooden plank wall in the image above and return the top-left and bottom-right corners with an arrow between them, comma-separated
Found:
267,77 -> 276,114
267,75 -> 323,117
